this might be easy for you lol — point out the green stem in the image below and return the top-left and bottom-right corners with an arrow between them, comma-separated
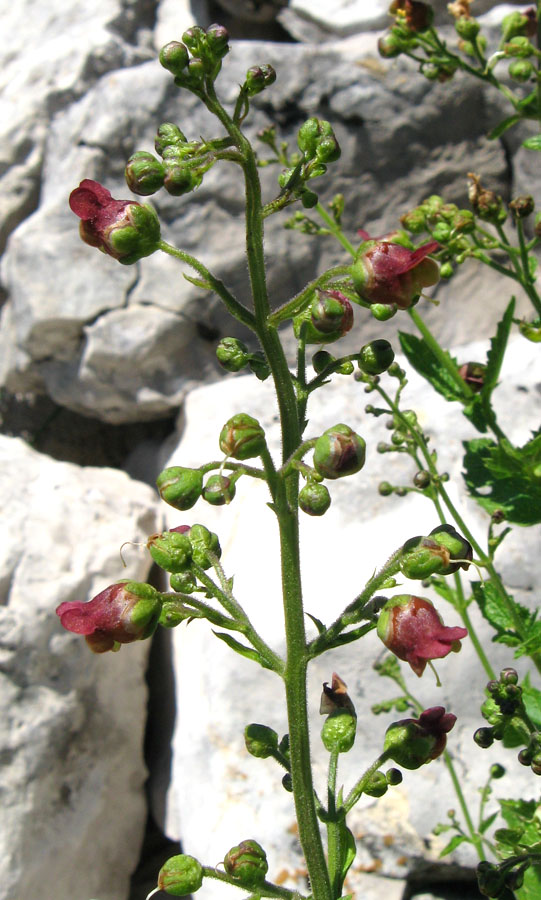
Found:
268,266 -> 352,326
443,750 -> 486,861
325,749 -> 342,897
315,203 -> 358,257
407,307 -> 473,399
494,224 -> 541,317
343,751 -> 391,813
158,240 -> 256,330
202,867 -> 304,899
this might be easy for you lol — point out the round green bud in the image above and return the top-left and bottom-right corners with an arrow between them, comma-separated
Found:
377,30 -> 408,58
313,424 -> 366,480
188,523 -> 221,569
358,339 -> 395,375
182,26 -> 204,49
509,59 -> 534,82
312,350 -> 335,373
164,163 -> 202,196
301,189 -> 318,208
157,467 -> 203,511
155,122 -> 187,156
245,64 -> 276,96
384,721 -> 435,769
363,770 -> 388,797
299,482 -> 331,516
439,262 -> 453,279
476,861 -> 506,898
148,529 -> 193,573
505,35 -> 534,57
216,337 -> 250,372
159,42 -> 189,76
224,840 -> 268,887
431,221 -> 451,242
125,151 -> 165,196
490,763 -> 506,779
370,303 -> 397,321
413,470 -> 431,489
158,854 -> 203,896
282,773 -> 293,792
244,723 -> 279,758
386,767 -> 403,786
219,413 -> 266,460
159,599 -> 191,628
203,474 -> 236,506
473,726 -> 494,749
205,23 -> 230,57
501,10 -> 532,41
400,207 -> 426,233
321,709 -> 357,754
169,571 -> 197,594
455,16 -> 480,39
379,481 -> 393,496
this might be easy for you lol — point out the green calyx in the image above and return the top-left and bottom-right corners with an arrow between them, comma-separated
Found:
123,581 -> 163,638
219,413 -> 266,460
125,151 -> 165,196
313,424 -> 366,480
223,840 -> 268,887
383,720 -> 435,770
148,530 -> 193,573
321,709 -> 357,753
202,474 -> 236,506
358,340 -> 395,375
299,482 -> 331,516
216,337 -> 250,372
156,466 -> 203,510
158,854 -> 204,896
110,203 -> 161,265
188,523 -> 221,569
297,118 -> 341,164
363,770 -> 388,797
244,723 -> 279,758
399,524 -> 472,578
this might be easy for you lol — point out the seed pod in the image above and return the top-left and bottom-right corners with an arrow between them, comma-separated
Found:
313,424 -> 366,479
224,840 -> 268,887
157,466 -> 203,511
321,709 -> 357,754
219,413 -> 266,460
158,854 -> 204,896
203,474 -> 236,506
299,482 -> 331,516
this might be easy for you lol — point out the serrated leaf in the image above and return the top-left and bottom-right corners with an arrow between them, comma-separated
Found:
463,395 -> 490,433
431,576 -> 464,611
212,631 -> 270,668
488,114 -> 521,140
306,612 -> 326,635
439,834 -> 469,857
462,437 -> 541,525
484,298 -> 515,394
398,332 -> 467,403
517,864 -> 541,900
522,135 -> 541,151
522,675 -> 541,729
471,580 -> 534,647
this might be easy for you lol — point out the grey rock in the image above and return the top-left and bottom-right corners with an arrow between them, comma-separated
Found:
157,336 -> 540,899
0,435 -> 162,900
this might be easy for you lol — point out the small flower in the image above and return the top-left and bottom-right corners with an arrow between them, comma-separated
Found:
69,179 -> 160,264
350,238 -> 439,309
377,594 -> 468,676
384,706 -> 457,768
56,581 -> 162,653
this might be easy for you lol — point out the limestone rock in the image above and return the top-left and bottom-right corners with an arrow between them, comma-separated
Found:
0,435 -> 161,900
157,336 -> 541,899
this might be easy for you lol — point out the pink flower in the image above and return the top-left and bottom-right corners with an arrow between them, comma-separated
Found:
56,581 -> 161,653
350,238 -> 439,309
377,595 -> 468,676
69,179 -> 160,264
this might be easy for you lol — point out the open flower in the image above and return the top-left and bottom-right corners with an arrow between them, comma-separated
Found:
384,706 -> 457,768
56,581 -> 162,653
377,594 -> 468,676
69,179 -> 160,264
350,238 -> 439,308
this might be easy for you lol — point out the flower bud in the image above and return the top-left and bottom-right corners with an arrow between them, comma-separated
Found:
294,290 -> 353,344
519,319 -> 541,342
358,340 -> 395,375
313,424 -> 366,480
159,42 -> 190,76
224,840 -> 268,887
384,707 -> 457,769
321,709 -> 357,753
164,162 -> 202,196
363,771 -> 388,797
509,195 -> 534,218
187,523 -> 221,569
377,30 -> 409,57
159,599 -> 191,628
476,861 -> 506,898
399,525 -> 472,579
400,207 -> 427,233
158,854 -> 204,896
455,16 -> 480,39
490,763 -> 505,779
379,481 -> 393,496
386,767 -> 403,785
147,529 -> 193,573
125,151 -> 165,196
282,773 -> 293,791
157,466 -> 203,511
169,571 -> 197,594
509,59 -> 534,82
377,595 -> 468,676
216,337 -> 250,372
56,581 -> 162,653
219,413 -> 266,460
155,122 -> 187,156
505,35 -> 534,57
371,303 -> 397,321
244,723 -> 279,758
297,118 -> 341,163
69,180 -> 160,264
468,173 -> 507,224
501,9 -> 536,42
244,64 -> 276,96
205,23 -> 230,58
203,474 -> 236,506
299,482 -> 331,516
312,350 -> 335,373
458,361 -> 486,393
473,726 -> 494,749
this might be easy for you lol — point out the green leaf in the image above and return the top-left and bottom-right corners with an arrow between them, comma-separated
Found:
479,812 -> 498,834
328,623 -> 375,649
498,798 -> 541,843
488,114 -> 521,140
471,581 -> 534,647
522,135 -> 541,151
212,631 -> 270,668
306,612 -> 326,635
462,436 -> 541,525
340,824 -> 357,882
398,332 -> 466,404
484,298 -> 515,395
522,675 -> 541,729
517,864 -> 541,900
431,576 -> 466,612
463,395 -> 490,433
439,834 -> 469,857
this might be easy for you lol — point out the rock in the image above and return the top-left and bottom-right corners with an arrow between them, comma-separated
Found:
3,28 -> 531,423
0,434 -> 162,900
156,336 -> 541,899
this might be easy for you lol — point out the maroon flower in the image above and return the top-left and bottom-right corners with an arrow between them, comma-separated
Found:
56,581 -> 162,653
350,238 -> 439,309
384,706 -> 457,768
69,179 -> 160,264
377,594 -> 468,676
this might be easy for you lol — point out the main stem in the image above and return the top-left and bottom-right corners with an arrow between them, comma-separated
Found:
203,84 -> 332,900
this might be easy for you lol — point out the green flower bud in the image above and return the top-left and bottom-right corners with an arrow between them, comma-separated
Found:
473,726 -> 494,748
384,707 -> 456,769
371,303 -> 397,321
400,207 -> 427,233
282,773 -> 293,792
501,10 -> 534,42
399,525 -> 472,579
413,470 -> 431,489
294,291 -> 353,344
431,221 -> 451,242
312,350 -> 335,373
386,767 -> 403,785
159,42 -> 189,76
358,340 -> 395,375
155,123 -> 187,156
125,151 -> 165,196
509,195 -> 534,218
159,598 -> 192,628
169,571 -> 197,594
476,861 -> 506,898
321,709 -> 357,753
509,59 -> 534,82
505,35 -> 534,57
244,64 -> 276,96
363,771 -> 388,797
216,337 -> 250,372
203,474 -> 236,506
244,723 -> 279,758
157,467 -> 203,511
453,208 -> 475,232
224,840 -> 268,887
313,424 -> 366,480
205,23 -> 230,58
147,529 -> 193,573
377,30 -> 409,58
301,189 -> 318,208
298,118 -> 340,163
455,16 -> 480,40
439,262 -> 453,279
219,413 -> 266,460
299,482 -> 331,516
490,763 -> 505,779
188,523 -> 221,569
164,162 -> 202,196
158,854 -> 204,896
182,26 -> 205,50
379,481 -> 393,496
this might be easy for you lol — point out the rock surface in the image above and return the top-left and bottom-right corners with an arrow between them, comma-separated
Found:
0,435 -> 161,900
159,337 -> 541,899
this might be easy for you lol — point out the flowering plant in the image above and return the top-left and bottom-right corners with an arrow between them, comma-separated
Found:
61,8 -> 541,900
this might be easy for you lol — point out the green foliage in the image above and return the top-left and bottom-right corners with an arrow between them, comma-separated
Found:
463,433 -> 541,525
471,581 -> 537,653
398,332 -> 466,403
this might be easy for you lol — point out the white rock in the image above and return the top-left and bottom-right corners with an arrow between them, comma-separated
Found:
158,336 -> 541,898
0,435 -> 161,900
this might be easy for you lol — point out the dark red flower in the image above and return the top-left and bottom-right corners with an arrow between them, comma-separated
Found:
350,238 -> 439,309
56,581 -> 162,653
69,179 -> 160,264
384,706 -> 457,768
377,594 -> 468,676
